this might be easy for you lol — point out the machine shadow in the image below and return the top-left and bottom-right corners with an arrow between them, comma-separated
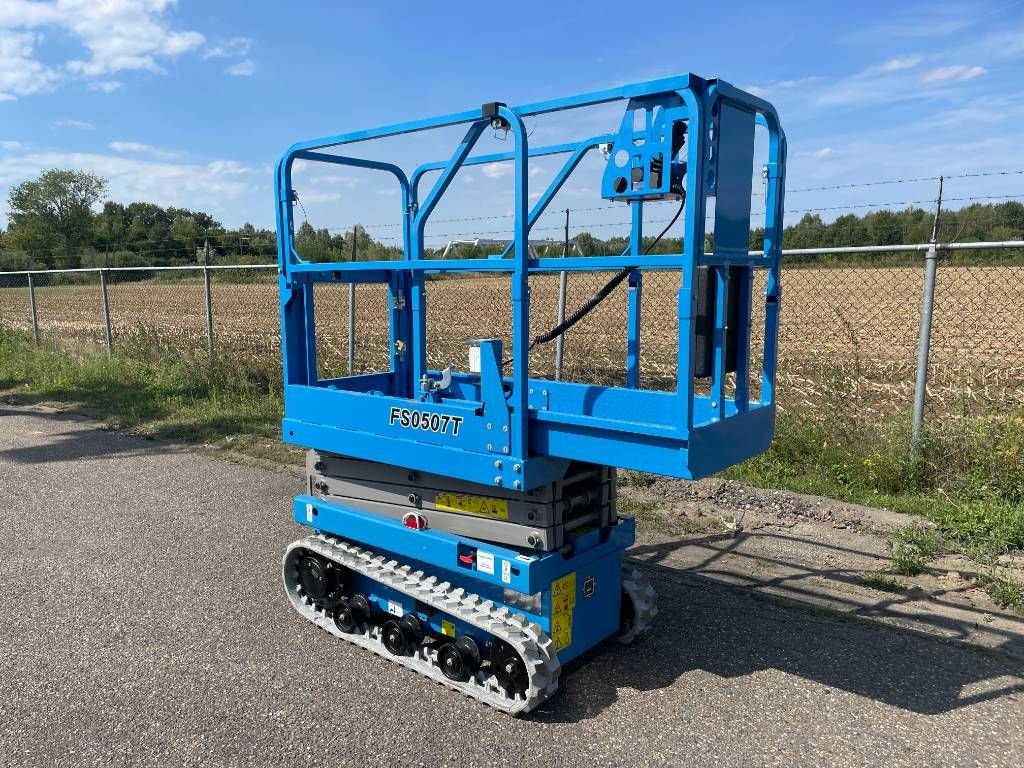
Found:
535,565 -> 1024,723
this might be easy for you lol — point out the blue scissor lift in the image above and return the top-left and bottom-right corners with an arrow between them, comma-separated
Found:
277,74 -> 785,714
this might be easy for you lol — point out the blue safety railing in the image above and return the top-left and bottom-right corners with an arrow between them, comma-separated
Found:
275,73 -> 786,491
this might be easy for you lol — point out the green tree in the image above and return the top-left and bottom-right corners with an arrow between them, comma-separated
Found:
6,169 -> 107,266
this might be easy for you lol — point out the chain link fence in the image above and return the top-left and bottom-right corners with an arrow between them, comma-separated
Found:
2,243 -> 1023,443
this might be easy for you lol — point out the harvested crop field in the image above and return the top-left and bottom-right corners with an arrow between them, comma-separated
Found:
1,263 -> 1023,411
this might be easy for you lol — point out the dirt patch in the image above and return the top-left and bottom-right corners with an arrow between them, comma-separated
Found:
622,475 -> 1024,661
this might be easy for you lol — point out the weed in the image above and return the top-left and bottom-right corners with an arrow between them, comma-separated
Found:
888,524 -> 941,576
618,470 -> 655,489
858,572 -> 906,592
977,571 -> 1024,611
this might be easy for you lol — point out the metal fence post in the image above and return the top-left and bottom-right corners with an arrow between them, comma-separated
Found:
348,226 -> 357,375
27,271 -> 40,345
554,209 -> 569,381
910,176 -> 944,460
203,263 -> 215,356
99,268 -> 113,354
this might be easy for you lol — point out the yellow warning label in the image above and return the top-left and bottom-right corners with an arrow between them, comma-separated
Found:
435,493 -> 509,520
551,572 -> 576,650
441,619 -> 456,638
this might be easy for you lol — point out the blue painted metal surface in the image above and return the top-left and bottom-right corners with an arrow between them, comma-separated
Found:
277,73 -> 784,668
275,73 -> 786,492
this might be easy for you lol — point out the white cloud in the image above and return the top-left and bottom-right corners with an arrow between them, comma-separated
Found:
310,173 -> 362,188
879,55 -> 922,72
0,30 -> 60,100
225,59 -> 255,77
0,149 -> 262,224
54,118 -> 94,130
296,190 -> 341,204
797,147 -> 835,159
1,140 -> 23,150
87,80 -> 123,93
203,36 -> 251,59
920,65 -> 986,84
375,188 -> 398,196
0,0 -> 205,96
462,174 -> 475,184
481,162 -> 512,179
109,140 -> 180,160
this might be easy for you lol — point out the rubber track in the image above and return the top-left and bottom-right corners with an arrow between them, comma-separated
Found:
282,534 -> 561,715
617,566 -> 659,644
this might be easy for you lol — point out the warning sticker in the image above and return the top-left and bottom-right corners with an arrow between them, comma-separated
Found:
477,550 -> 495,575
501,559 -> 511,584
441,619 -> 456,637
387,600 -> 403,617
435,493 -> 509,520
550,572 -> 576,651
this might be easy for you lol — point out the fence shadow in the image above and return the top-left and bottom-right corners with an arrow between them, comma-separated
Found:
0,404 -> 179,464
536,563 -> 1024,723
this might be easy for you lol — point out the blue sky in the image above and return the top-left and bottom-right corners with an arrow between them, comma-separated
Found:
1,0 -> 1023,244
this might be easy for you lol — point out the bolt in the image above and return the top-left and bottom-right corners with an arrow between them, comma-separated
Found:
512,480 -> 522,490
711,400 -> 718,409
494,476 -> 503,487
486,443 -> 493,451
313,461 -> 324,472
407,493 -> 421,506
513,464 -> 521,473
502,446 -> 509,454
494,460 -> 503,470
529,388 -> 534,395
542,389 -> 548,396
502,425 -> 508,432
486,422 -> 492,430
527,533 -> 542,548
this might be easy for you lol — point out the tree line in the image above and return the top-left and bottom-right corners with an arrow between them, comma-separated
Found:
2,169 -> 1022,271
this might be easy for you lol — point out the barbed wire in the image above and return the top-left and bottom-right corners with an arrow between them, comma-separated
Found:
8,181 -> 1024,260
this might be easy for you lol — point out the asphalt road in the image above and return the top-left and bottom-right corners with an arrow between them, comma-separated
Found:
1,405 -> 1022,768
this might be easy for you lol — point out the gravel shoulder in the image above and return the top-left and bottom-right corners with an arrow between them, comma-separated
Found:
1,403 -> 1023,768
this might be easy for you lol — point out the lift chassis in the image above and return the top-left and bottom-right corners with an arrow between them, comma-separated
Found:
275,74 -> 785,714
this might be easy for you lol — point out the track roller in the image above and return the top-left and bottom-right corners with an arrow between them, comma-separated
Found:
399,614 -> 425,646
491,640 -> 529,695
381,620 -> 409,655
438,636 -> 482,682
333,600 -> 359,634
297,552 -> 342,607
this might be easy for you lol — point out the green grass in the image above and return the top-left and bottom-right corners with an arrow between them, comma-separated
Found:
2,327 -> 1022,562
724,405 -> 1024,558
977,572 -> 1024,611
0,329 -> 286,460
888,524 -> 941,575
858,572 -> 907,592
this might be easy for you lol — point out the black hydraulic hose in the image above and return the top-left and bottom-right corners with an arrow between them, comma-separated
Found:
503,195 -> 686,368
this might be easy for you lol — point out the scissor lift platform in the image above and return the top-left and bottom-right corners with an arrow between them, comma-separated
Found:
275,73 -> 785,713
